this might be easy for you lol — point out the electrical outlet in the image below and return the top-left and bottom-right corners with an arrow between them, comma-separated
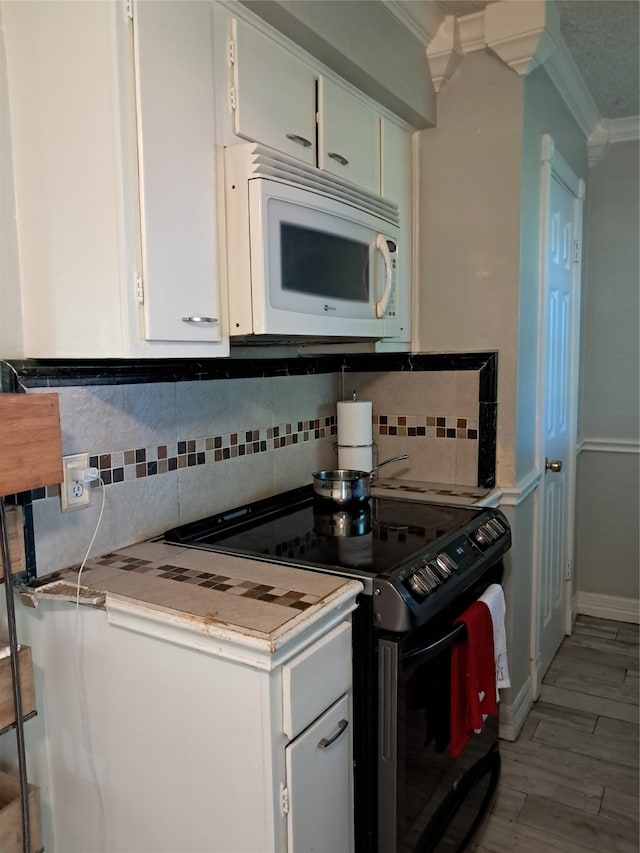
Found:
61,453 -> 91,512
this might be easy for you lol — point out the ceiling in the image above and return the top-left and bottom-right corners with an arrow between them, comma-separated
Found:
435,0 -> 640,119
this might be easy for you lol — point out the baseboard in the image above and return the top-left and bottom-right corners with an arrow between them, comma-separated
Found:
498,676 -> 534,742
577,592 -> 640,624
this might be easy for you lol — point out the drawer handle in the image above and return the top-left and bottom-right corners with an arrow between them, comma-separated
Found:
181,317 -> 218,324
286,133 -> 312,148
328,152 -> 349,166
318,718 -> 348,749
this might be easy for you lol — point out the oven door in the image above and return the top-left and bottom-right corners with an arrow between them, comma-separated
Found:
378,621 -> 500,853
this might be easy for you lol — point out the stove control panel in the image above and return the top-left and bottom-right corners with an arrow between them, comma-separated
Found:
405,534 -> 479,600
398,509 -> 511,620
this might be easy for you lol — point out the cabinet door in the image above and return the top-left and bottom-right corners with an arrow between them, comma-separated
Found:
318,76 -> 380,194
133,1 -> 224,344
377,117 -> 414,350
286,694 -> 354,853
232,18 -> 316,165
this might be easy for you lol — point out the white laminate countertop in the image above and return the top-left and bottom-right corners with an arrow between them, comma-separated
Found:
20,540 -> 363,665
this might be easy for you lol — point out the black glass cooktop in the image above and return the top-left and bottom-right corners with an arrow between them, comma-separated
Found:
164,486 -> 481,580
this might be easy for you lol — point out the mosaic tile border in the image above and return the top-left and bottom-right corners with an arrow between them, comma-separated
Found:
375,483 -> 487,500
374,415 -> 478,440
32,415 -> 337,499
30,411 -> 480,501
42,555 -> 323,612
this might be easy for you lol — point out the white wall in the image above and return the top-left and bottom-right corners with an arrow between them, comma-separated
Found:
0,4 -> 23,357
416,50 -> 523,487
576,140 -> 640,607
415,49 -> 537,729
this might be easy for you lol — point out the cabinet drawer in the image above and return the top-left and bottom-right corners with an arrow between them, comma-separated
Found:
282,621 -> 352,739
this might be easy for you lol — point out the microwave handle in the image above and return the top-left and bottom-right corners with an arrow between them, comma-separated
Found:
375,234 -> 394,319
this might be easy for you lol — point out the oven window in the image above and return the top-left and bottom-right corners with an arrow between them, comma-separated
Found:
280,222 -> 369,302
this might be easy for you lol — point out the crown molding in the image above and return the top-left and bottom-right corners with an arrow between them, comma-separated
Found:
541,28 -> 601,139
456,11 -> 486,54
610,115 -> 640,143
425,0 -> 604,142
426,15 -> 464,93
588,116 -> 640,166
382,0 -> 445,46
483,0 -> 553,76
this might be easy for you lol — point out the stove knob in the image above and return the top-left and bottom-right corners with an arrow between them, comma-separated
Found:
484,522 -> 499,541
418,567 -> 438,591
408,573 -> 429,599
471,526 -> 492,550
422,564 -> 442,588
429,559 -> 450,581
436,553 -> 458,575
487,518 -> 505,537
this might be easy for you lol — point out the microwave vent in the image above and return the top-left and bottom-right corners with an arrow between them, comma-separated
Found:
242,143 -> 400,227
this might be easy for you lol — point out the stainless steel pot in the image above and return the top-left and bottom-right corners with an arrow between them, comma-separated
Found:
311,454 -> 409,504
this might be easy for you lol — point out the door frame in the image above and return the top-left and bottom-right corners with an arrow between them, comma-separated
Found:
532,134 -> 585,694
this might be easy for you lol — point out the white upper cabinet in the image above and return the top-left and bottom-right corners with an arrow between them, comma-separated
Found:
230,17 -> 317,166
228,14 -> 381,195
318,76 -> 380,196
133,1 -> 224,347
2,0 -> 229,358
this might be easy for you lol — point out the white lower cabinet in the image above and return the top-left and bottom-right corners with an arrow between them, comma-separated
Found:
286,694 -> 353,853
13,596 -> 356,852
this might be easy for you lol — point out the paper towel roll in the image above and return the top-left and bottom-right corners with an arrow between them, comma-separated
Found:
337,400 -> 372,447
338,445 -> 373,472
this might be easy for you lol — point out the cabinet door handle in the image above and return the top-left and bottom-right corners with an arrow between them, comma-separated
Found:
318,718 -> 348,749
328,152 -> 349,166
286,133 -> 312,148
181,316 -> 218,324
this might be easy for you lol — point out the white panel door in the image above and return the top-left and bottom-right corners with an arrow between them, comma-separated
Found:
538,169 -> 581,680
133,0 -> 224,344
232,18 -> 316,165
318,76 -> 380,194
286,693 -> 354,853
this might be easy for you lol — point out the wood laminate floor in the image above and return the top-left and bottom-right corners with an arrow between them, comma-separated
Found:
470,614 -> 639,853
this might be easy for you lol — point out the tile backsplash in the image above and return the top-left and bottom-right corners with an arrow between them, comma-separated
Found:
346,370 -> 480,484
6,353 -> 496,576
29,373 -> 339,575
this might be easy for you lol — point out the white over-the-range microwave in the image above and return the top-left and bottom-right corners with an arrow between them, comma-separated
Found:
223,143 -> 401,341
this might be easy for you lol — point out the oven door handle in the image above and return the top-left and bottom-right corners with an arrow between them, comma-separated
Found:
400,622 -> 466,664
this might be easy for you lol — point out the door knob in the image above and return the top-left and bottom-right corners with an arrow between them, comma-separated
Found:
545,458 -> 563,473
